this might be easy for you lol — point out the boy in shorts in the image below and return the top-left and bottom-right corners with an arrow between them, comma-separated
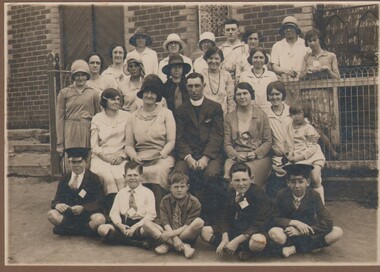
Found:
97,161 -> 156,249
200,162 -> 272,260
268,164 -> 343,257
143,172 -> 204,258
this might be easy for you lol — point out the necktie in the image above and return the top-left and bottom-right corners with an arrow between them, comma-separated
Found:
235,193 -> 244,203
174,85 -> 182,109
294,198 -> 301,209
129,189 -> 137,212
172,202 -> 182,230
70,174 -> 79,190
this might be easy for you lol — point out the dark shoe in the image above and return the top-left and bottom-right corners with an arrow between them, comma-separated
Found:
53,226 -> 71,236
127,239 -> 152,250
238,250 -> 254,261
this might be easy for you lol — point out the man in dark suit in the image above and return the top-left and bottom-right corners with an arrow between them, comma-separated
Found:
47,148 -> 105,235
174,72 -> 225,226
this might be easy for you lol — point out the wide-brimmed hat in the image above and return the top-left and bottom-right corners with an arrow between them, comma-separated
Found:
161,54 -> 192,76
163,33 -> 185,51
71,59 -> 90,80
198,32 -> 216,49
279,16 -> 301,36
123,56 -> 145,76
129,27 -> 152,47
136,74 -> 163,102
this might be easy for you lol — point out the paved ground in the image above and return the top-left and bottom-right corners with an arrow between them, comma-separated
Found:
5,177 -> 379,265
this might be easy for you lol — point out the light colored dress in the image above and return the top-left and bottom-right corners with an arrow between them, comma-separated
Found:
125,105 -> 176,190
239,68 -> 278,112
126,48 -> 159,76
119,75 -> 143,112
56,84 -> 101,148
201,69 -> 235,115
284,122 -> 326,167
86,75 -> 118,98
102,65 -> 125,90
264,104 -> 293,176
193,55 -> 208,73
90,110 -> 130,194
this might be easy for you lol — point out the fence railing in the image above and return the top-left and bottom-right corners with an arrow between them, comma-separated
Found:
47,52 -> 378,175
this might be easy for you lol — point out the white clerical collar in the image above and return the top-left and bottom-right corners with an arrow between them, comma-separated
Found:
190,96 -> 204,106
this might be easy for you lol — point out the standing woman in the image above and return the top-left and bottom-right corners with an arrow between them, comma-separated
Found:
239,47 -> 277,112
90,88 -> 130,213
56,59 -> 101,155
86,52 -> 118,98
224,82 -> 272,189
102,43 -> 127,86
201,46 -> 235,115
119,57 -> 145,112
125,74 -> 176,216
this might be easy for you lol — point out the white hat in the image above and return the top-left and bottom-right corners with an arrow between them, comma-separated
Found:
279,16 -> 301,36
198,32 -> 216,49
163,33 -> 185,51
71,59 -> 90,80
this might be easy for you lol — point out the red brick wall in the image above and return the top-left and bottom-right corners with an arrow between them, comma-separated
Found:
7,4 -> 61,129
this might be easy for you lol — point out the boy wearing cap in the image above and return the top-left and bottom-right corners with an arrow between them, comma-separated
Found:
126,27 -> 158,76
194,32 -> 216,73
271,16 -> 309,79
268,164 -> 343,257
158,33 -> 193,83
47,148 -> 106,235
162,53 -> 192,113
201,162 -> 272,260
143,173 -> 204,258
219,18 -> 246,80
97,161 -> 156,249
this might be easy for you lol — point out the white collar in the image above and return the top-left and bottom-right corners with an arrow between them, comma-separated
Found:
190,96 -> 205,106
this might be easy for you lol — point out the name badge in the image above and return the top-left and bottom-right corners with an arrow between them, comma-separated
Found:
78,189 -> 87,198
239,199 -> 249,209
127,208 -> 137,217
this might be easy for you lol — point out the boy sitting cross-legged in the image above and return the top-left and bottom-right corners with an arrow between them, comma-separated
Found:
143,172 -> 204,258
200,162 -> 272,261
268,163 -> 343,257
97,161 -> 156,249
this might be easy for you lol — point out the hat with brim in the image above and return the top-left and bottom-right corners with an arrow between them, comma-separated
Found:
71,59 -> 90,80
163,33 -> 185,51
162,54 -> 192,76
123,57 -> 145,76
65,147 -> 90,159
279,16 -> 301,36
282,163 -> 314,177
136,74 -> 163,102
198,32 -> 216,49
129,27 -> 152,47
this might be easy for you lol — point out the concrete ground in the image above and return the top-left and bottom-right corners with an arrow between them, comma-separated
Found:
5,177 -> 379,265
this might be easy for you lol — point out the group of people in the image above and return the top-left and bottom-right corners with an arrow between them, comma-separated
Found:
49,15 -> 343,260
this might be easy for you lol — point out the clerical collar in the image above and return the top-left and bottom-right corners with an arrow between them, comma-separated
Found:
190,96 -> 204,106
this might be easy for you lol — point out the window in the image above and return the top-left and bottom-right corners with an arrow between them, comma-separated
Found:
198,5 -> 229,38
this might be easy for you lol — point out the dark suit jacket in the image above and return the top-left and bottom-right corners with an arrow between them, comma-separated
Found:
220,185 -> 272,236
174,97 -> 224,160
51,169 -> 104,214
162,77 -> 190,114
272,187 -> 333,235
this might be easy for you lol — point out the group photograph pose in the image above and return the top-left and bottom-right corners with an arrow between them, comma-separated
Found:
5,1 -> 378,268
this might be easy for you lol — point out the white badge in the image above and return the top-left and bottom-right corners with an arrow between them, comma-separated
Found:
239,198 -> 249,209
127,208 -> 137,217
78,189 -> 87,198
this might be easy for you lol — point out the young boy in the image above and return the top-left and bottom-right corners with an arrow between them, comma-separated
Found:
143,172 -> 204,258
200,162 -> 272,260
268,164 -> 343,257
97,161 -> 156,249
47,147 -> 106,236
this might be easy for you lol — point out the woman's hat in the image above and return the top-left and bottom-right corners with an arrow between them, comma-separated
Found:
129,27 -> 152,47
161,54 -> 192,76
279,16 -> 301,36
71,59 -> 90,80
137,74 -> 163,102
198,32 -> 216,49
163,33 -> 185,51
123,56 -> 145,76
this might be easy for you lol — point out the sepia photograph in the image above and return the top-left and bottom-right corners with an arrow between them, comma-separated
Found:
4,1 -> 379,269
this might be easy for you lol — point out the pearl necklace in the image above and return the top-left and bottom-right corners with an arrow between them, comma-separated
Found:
208,69 -> 221,95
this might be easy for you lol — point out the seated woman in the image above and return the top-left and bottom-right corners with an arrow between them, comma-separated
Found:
86,52 -> 118,98
299,29 -> 340,80
119,56 -> 145,112
90,88 -> 130,214
224,82 -> 272,189
125,74 -> 176,216
201,46 -> 235,115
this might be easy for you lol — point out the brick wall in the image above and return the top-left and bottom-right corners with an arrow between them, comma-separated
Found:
7,4 -> 61,129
